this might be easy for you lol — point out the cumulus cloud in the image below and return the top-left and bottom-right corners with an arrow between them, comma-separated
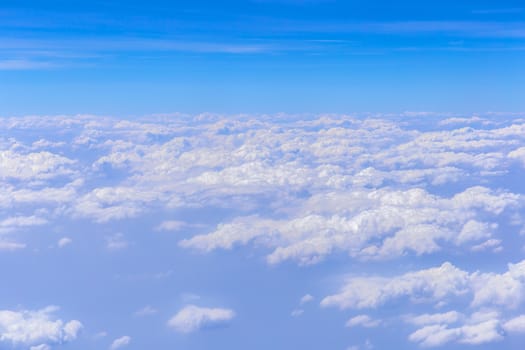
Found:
0,150 -> 75,180
321,262 -> 470,310
110,336 -> 131,350
180,186 -> 521,264
0,306 -> 82,347
0,115 -> 525,264
502,315 -> 525,333
508,147 -> 525,165
167,305 -> 235,333
322,260 -> 525,346
74,186 -> 159,223
408,312 -> 505,347
321,260 -> 525,310
3,114 -> 525,348
470,260 -> 525,308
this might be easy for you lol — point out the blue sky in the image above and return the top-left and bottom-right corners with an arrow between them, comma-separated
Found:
1,0 -> 524,115
2,2 -> 525,350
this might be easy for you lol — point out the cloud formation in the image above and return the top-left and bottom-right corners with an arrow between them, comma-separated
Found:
322,260 -> 525,346
168,305 -> 235,333
2,114 -> 525,348
110,335 -> 131,350
0,306 -> 82,348
180,185 -> 520,264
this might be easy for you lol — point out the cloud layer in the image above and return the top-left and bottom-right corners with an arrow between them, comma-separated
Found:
1,113 -> 525,348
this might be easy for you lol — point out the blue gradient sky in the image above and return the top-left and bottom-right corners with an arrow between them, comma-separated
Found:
1,0 -> 524,115
2,3 -> 525,350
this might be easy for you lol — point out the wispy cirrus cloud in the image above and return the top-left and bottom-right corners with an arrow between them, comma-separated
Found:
0,59 -> 57,70
1,16 -> 524,70
472,8 -> 523,15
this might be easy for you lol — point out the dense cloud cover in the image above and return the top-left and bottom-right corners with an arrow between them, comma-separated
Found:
1,114 -> 525,349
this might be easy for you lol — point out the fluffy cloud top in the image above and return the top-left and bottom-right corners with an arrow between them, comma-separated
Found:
322,260 -> 525,347
503,315 -> 525,333
2,114 -> 525,348
321,260 -> 525,310
0,306 -> 82,347
2,114 -> 525,261
167,305 -> 235,333
180,186 -> 520,264
0,150 -> 75,180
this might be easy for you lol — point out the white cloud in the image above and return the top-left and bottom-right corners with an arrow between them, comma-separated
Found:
3,181 -> 80,208
0,240 -> 26,251
0,215 -> 48,234
57,237 -> 72,248
346,339 -> 374,350
508,146 -> 525,165
321,260 -> 525,346
291,309 -> 304,317
155,220 -> 188,231
471,238 -> 502,252
322,259 -> 525,311
3,114 -> 525,349
180,186 -> 521,264
408,324 -> 459,347
405,311 -> 462,326
167,305 -> 235,333
408,316 -> 504,347
346,315 -> 381,328
63,320 -> 82,341
300,294 -> 314,304
3,115 -> 525,244
321,262 -> 470,310
470,260 -> 525,308
503,315 -> 525,333
460,319 -> 503,344
110,336 -> 131,350
0,306 -> 82,347
0,150 -> 75,180
74,187 -> 159,223
31,139 -> 66,150
456,220 -> 495,245
438,116 -> 491,126
30,344 -> 51,350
